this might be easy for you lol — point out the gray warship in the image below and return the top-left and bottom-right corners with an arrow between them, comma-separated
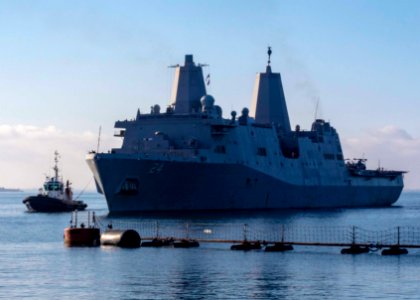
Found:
86,49 -> 405,213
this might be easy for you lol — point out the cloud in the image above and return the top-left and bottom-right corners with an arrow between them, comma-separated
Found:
0,124 -> 120,190
371,125 -> 413,140
343,125 -> 420,189
0,124 -> 59,139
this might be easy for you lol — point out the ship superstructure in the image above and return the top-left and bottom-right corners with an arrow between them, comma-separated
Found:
86,49 -> 405,213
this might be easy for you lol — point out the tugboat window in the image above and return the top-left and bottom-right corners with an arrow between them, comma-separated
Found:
44,183 -> 62,191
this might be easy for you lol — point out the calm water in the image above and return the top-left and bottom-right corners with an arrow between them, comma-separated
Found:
1,191 -> 420,299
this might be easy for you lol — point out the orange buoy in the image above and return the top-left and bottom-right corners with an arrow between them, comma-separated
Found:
64,227 -> 100,247
63,211 -> 100,247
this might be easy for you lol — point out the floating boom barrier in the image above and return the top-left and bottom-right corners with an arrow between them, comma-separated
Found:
64,213 -> 420,255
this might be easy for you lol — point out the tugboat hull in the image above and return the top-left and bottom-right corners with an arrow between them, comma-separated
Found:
23,195 -> 87,212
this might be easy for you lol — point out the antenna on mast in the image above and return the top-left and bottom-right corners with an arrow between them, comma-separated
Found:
96,126 -> 102,153
53,150 -> 60,180
267,46 -> 272,66
314,97 -> 320,120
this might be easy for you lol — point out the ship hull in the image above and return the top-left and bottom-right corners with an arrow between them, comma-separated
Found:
23,195 -> 87,212
87,154 -> 404,213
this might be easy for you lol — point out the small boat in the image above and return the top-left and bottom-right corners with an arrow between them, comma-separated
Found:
23,151 -> 87,212
173,239 -> 200,248
230,241 -> 262,251
340,244 -> 370,255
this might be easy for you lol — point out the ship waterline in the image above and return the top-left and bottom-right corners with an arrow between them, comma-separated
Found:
87,50 -> 405,213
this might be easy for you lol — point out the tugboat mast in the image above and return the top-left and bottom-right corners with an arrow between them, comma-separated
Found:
53,151 -> 60,181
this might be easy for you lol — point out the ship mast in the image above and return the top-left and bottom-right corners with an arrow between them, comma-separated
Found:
170,55 -> 207,114
53,151 -> 60,181
250,47 -> 291,132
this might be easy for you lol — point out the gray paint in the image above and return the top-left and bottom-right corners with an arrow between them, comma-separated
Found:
250,66 -> 291,132
171,55 -> 207,114
86,52 -> 405,213
87,156 -> 402,212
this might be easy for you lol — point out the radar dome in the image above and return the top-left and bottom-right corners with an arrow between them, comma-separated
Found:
214,105 -> 222,118
153,104 -> 161,114
201,94 -> 215,105
242,107 -> 249,117
201,94 -> 215,112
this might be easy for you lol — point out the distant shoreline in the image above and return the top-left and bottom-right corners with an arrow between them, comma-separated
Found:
0,187 -> 23,192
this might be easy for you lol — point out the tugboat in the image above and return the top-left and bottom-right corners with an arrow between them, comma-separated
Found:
23,151 -> 87,212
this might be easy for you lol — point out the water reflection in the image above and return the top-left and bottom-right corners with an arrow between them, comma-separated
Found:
1,193 -> 420,299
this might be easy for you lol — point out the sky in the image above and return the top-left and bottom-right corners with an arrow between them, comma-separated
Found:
0,0 -> 420,190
